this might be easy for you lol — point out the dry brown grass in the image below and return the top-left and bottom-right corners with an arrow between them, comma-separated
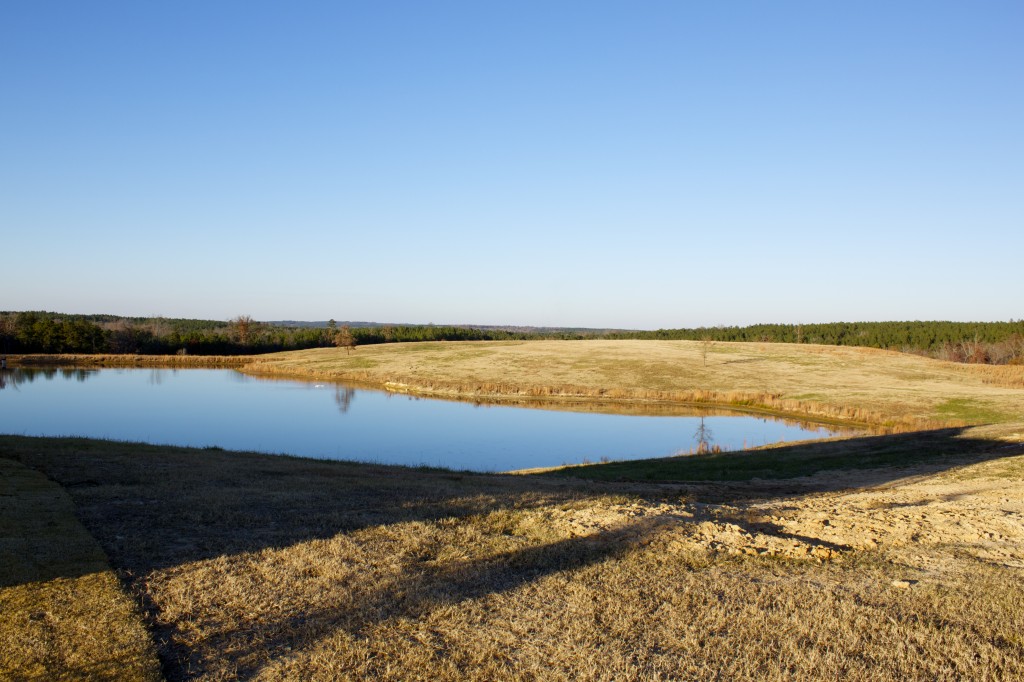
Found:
241,340 -> 1024,429
4,435 -> 1024,681
0,457 -> 162,681
952,361 -> 1024,388
5,341 -> 1024,679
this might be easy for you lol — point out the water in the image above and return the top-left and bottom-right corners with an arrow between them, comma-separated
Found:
0,367 -> 846,472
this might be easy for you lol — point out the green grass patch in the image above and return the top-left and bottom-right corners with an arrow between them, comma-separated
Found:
934,398 -> 1011,424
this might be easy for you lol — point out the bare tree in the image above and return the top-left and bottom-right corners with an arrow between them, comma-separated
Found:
233,315 -> 255,346
335,325 -> 356,355
108,320 -> 140,354
700,334 -> 713,367
1009,334 -> 1024,363
957,334 -> 989,364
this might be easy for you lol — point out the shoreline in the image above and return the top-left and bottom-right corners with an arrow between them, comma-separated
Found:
244,367 -> 876,431
239,364 -> 944,433
5,351 -> 954,432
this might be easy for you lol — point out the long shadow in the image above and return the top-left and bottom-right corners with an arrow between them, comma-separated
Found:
1,436 -> 602,578
167,516 -> 677,680
2,426 -> 1022,679
545,427 -> 1024,501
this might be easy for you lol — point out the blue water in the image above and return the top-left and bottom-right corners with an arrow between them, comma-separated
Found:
0,368 -> 844,472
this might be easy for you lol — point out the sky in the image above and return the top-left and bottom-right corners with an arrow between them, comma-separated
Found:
2,1 -> 1022,329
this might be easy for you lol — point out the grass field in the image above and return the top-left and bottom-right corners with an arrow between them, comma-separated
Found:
243,340 -> 1024,429
3,340 -> 1024,680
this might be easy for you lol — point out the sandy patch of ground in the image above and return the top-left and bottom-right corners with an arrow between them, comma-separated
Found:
538,445 -> 1024,569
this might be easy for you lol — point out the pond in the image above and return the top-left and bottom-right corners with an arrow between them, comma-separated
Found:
0,367 -> 848,472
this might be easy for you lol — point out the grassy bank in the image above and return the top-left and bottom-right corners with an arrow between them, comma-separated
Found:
242,340 -> 1024,429
2,433 -> 1023,680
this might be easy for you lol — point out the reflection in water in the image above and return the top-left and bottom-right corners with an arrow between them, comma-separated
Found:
335,387 -> 356,414
0,368 -> 855,471
693,416 -> 715,454
0,367 -> 96,390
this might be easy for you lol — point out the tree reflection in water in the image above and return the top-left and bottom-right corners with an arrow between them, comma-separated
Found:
0,367 -> 95,391
335,386 -> 356,414
693,416 -> 715,454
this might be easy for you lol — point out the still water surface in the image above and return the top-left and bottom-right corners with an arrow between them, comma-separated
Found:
0,368 -> 845,472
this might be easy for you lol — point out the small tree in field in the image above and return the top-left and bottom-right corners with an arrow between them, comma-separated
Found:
700,334 -> 713,367
335,325 -> 356,355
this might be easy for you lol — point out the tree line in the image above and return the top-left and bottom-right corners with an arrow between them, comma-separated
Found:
609,320 -> 1024,365
0,312 -> 535,356
1,312 -> 1021,365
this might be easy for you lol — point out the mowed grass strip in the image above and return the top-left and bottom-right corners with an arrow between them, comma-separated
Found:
5,435 -> 1024,681
242,340 -> 1024,429
0,457 -> 162,682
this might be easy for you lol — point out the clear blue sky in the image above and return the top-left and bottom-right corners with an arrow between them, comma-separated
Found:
2,2 -> 1021,329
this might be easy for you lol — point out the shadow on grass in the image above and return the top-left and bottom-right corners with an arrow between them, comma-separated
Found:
544,427 -> 1019,491
1,436 -> 600,578
176,516 -> 676,679
1,427 -> 1022,679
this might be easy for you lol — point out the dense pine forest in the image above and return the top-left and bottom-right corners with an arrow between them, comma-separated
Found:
1,312 -> 1022,365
